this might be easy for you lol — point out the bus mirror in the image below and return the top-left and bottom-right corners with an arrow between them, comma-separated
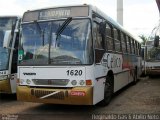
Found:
3,30 -> 11,48
99,22 -> 106,35
154,36 -> 159,47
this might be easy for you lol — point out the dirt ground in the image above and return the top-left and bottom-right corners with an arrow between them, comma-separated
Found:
0,77 -> 160,120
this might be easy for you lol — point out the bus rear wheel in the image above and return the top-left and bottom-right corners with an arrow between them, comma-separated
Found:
100,75 -> 113,106
133,69 -> 137,85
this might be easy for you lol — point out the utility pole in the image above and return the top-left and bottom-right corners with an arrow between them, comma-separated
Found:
117,0 -> 123,26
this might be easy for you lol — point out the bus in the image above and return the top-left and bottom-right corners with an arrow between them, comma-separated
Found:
0,16 -> 21,94
143,37 -> 160,77
17,5 -> 142,105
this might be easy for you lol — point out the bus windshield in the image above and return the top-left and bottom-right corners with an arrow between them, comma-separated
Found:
0,17 -> 16,70
147,47 -> 160,61
19,18 -> 93,65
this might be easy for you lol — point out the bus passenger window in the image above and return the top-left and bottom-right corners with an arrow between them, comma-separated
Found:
121,32 -> 127,53
106,23 -> 113,51
139,44 -> 141,56
114,28 -> 121,52
131,39 -> 135,54
126,36 -> 131,54
138,43 -> 141,56
135,41 -> 138,55
93,21 -> 105,63
129,37 -> 132,54
93,22 -> 103,49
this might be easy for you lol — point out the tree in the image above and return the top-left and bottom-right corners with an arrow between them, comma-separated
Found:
139,35 -> 148,45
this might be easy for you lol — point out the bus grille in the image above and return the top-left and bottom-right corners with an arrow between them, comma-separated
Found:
31,89 -> 68,100
32,79 -> 69,86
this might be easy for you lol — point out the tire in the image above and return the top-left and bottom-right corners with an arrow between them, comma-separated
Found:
99,75 -> 113,106
133,69 -> 137,85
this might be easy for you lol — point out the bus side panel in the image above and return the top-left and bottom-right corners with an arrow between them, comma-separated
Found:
93,53 -> 124,104
114,71 -> 129,92
93,77 -> 105,105
85,65 -> 105,105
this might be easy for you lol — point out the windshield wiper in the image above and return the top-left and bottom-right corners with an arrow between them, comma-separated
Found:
48,17 -> 72,64
34,20 -> 45,46
56,17 -> 72,40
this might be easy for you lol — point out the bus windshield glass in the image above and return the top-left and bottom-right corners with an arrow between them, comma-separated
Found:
147,47 -> 160,61
0,17 -> 16,70
19,18 -> 92,65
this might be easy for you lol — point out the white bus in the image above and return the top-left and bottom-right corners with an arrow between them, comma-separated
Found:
17,5 -> 142,105
0,16 -> 21,94
143,38 -> 160,77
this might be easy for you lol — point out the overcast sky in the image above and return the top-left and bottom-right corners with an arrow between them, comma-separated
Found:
0,0 -> 159,37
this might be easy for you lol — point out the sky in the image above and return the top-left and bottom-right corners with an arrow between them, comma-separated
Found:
0,0 -> 159,37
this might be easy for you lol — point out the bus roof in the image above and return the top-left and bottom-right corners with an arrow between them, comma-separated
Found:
90,5 -> 142,43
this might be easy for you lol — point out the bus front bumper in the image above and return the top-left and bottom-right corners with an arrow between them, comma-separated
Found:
17,86 -> 93,105
0,79 -> 11,93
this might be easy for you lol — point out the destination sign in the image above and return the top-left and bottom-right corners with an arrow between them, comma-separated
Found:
39,9 -> 71,20
22,6 -> 89,22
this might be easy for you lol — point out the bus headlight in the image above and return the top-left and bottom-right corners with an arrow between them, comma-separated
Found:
79,80 -> 85,86
26,79 -> 31,84
71,80 -> 77,86
0,75 -> 8,80
20,79 -> 24,84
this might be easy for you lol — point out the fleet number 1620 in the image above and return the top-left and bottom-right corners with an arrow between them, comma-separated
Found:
66,70 -> 83,76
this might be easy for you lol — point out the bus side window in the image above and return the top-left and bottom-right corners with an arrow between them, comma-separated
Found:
131,38 -> 135,54
141,47 -> 144,60
93,21 -> 105,63
113,28 -> 121,52
121,32 -> 127,53
138,43 -> 140,56
129,37 -> 132,54
139,44 -> 141,56
134,41 -> 136,55
135,41 -> 138,55
106,23 -> 114,51
137,43 -> 139,55
126,36 -> 131,54
93,22 -> 103,49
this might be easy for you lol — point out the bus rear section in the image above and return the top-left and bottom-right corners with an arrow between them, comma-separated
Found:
17,5 -> 142,105
0,16 -> 20,94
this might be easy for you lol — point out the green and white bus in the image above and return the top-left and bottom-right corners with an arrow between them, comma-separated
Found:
0,16 -> 21,94
17,5 -> 142,105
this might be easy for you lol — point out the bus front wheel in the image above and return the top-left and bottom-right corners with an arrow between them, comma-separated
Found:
100,75 -> 113,106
